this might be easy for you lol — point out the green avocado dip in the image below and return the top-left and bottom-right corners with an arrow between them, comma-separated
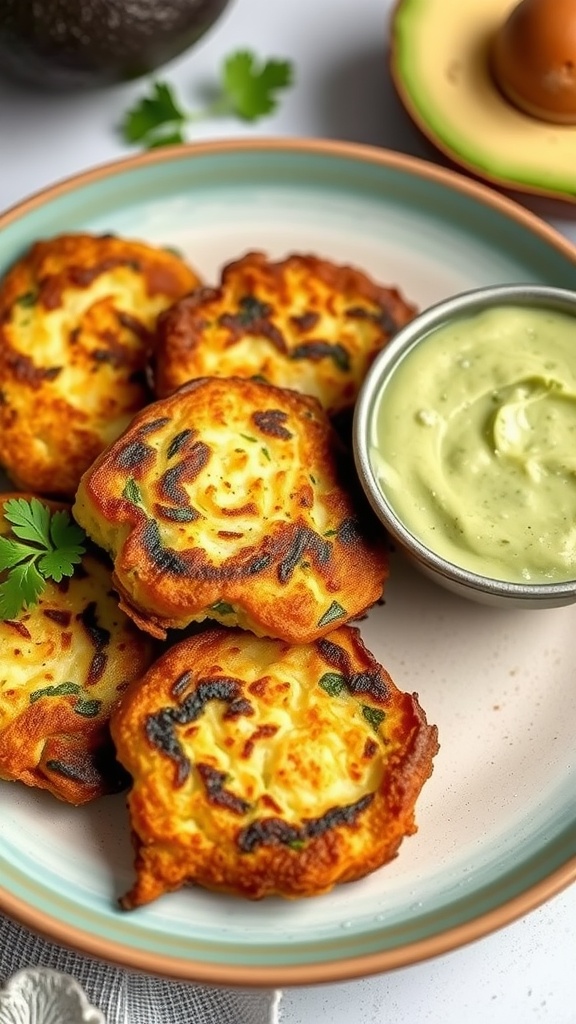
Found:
370,305 -> 576,584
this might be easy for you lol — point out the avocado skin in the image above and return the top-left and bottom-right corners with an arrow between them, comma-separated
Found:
0,0 -> 232,88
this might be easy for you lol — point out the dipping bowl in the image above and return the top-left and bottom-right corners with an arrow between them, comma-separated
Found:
353,283 -> 576,608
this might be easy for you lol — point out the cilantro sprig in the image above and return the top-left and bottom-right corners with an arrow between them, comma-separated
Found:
0,498 -> 86,620
122,50 -> 294,149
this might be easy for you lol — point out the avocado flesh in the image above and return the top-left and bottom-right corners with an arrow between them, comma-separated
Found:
0,0 -> 231,89
391,0 -> 576,201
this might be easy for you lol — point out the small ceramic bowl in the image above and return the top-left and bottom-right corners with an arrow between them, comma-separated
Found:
353,283 -> 576,608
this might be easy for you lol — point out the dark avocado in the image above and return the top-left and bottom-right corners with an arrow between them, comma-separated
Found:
0,0 -> 232,89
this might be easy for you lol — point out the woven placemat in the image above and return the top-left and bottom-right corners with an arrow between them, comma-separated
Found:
0,916 -> 280,1024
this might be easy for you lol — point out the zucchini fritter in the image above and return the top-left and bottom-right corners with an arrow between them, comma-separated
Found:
0,232 -> 201,497
153,251 -> 417,412
73,376 -> 389,643
0,494 -> 155,805
111,625 -> 438,906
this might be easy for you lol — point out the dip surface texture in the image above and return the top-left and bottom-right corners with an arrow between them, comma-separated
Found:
370,305 -> 576,584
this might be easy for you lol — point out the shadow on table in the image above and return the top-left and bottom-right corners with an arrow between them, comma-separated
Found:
315,42 -> 576,228
313,42 -> 444,158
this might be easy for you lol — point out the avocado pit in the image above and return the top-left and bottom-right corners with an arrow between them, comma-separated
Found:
491,0 -> 576,124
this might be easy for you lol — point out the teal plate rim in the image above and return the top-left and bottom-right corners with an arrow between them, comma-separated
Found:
0,137 -> 575,986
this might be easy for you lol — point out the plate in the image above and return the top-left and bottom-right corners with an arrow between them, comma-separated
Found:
0,138 -> 575,986
390,0 -> 576,204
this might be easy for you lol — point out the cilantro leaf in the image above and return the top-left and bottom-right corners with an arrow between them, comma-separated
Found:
3,561 -> 45,614
0,578 -> 27,620
38,546 -> 83,583
0,499 -> 87,620
4,496 -> 51,546
49,508 -> 86,554
121,81 -> 187,145
147,128 -> 187,148
0,535 -> 36,570
121,50 -> 294,150
222,51 -> 293,120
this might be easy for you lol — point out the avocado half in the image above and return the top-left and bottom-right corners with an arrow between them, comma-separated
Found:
0,0 -> 232,89
390,0 -> 576,204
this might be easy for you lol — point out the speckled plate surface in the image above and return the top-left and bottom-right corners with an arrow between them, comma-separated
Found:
0,139 -> 575,986
391,0 -> 576,203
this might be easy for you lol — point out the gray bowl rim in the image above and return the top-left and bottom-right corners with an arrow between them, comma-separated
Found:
353,282 -> 576,600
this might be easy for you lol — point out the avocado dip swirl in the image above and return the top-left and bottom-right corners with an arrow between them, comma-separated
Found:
370,305 -> 576,584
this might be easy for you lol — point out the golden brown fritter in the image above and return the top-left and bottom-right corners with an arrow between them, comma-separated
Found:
0,493 -> 155,805
73,376 -> 389,643
153,251 -> 417,412
0,233 -> 201,497
111,625 -> 438,906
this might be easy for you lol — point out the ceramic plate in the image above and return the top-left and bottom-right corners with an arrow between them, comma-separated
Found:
0,139 -> 575,986
391,0 -> 576,204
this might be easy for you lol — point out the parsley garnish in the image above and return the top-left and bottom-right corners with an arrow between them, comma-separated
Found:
122,81 -> 186,148
0,498 -> 86,620
223,51 -> 293,119
122,50 -> 294,149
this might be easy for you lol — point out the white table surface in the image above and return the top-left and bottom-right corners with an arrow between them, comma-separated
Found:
1,1 -> 575,1021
